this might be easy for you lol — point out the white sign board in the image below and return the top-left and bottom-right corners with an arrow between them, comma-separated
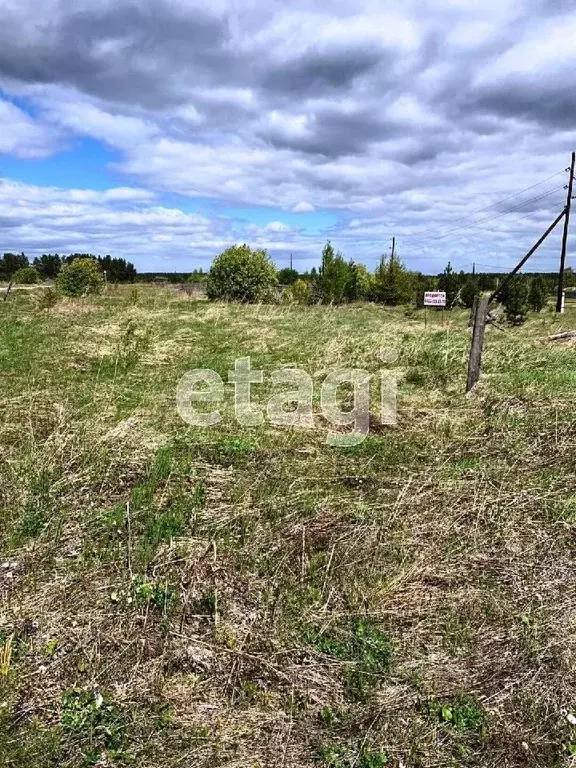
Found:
424,291 -> 446,307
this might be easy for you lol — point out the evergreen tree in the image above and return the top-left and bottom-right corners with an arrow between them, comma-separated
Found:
528,276 -> 548,312
33,254 -> 62,279
278,267 -> 299,285
437,262 -> 460,307
344,261 -> 372,302
460,277 -> 480,309
0,252 -> 28,279
504,276 -> 529,325
97,255 -> 137,282
413,273 -> 437,308
477,272 -> 498,292
372,253 -> 414,306
317,241 -> 350,304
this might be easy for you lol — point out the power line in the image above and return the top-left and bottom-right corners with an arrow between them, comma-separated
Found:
402,192 -> 566,273
402,168 -> 567,242
411,204 -> 565,266
419,185 -> 565,242
406,184 -> 566,247
394,196 -> 566,262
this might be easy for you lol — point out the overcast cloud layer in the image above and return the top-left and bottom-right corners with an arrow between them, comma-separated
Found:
0,0 -> 575,272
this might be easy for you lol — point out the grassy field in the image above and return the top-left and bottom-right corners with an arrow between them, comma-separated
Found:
2,285 -> 576,767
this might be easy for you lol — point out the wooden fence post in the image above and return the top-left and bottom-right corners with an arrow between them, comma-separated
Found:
466,294 -> 489,392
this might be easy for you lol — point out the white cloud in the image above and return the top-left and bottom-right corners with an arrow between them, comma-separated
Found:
480,15 -> 576,79
265,221 -> 291,231
0,0 -> 574,272
0,99 -> 59,157
293,202 -> 315,213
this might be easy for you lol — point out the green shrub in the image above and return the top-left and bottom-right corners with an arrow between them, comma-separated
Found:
284,278 -> 312,305
278,267 -> 299,285
56,258 -> 104,297
437,262 -> 460,308
372,254 -> 414,306
206,244 -> 278,302
33,287 -> 58,311
503,276 -> 529,325
529,276 -> 548,312
13,266 -> 40,285
460,277 -> 479,309
316,241 -> 350,304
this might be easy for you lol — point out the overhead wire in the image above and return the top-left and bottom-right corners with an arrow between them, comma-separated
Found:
401,168 -> 567,242
397,186 -> 567,272
406,184 -> 566,246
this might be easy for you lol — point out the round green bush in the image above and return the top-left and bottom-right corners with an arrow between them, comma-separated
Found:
56,258 -> 104,297
13,266 -> 40,285
206,245 -> 278,303
283,278 -> 312,305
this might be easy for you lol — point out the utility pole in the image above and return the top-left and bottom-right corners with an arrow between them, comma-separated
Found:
472,262 -> 476,276
290,253 -> 293,271
391,237 -> 396,260
467,205 -> 567,393
556,151 -> 575,312
466,294 -> 490,392
490,207 -> 567,303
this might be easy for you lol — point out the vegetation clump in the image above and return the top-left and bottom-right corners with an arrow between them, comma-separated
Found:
503,275 -> 530,324
284,277 -> 312,304
56,257 -> 104,297
13,266 -> 40,284
529,275 -> 549,312
206,244 -> 278,302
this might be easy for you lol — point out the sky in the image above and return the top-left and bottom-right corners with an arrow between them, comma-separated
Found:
0,0 -> 575,274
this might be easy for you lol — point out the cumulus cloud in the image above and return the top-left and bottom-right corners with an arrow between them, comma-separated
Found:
0,178 -> 229,269
0,178 -> 324,270
293,202 -> 315,213
0,98 -> 60,157
0,0 -> 574,271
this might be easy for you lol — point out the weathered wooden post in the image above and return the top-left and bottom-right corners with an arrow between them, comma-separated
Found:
466,294 -> 489,392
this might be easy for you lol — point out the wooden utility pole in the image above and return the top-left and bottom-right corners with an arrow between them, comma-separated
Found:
391,237 -> 396,259
557,151 -> 575,312
465,206 -> 567,393
489,207 -> 567,303
466,294 -> 490,392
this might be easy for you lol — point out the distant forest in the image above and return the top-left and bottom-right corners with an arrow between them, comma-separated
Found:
2,249 -> 574,307
0,252 -> 136,283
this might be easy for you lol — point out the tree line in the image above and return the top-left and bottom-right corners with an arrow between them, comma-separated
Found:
2,243 -> 568,325
204,242 -> 567,323
0,252 -> 137,283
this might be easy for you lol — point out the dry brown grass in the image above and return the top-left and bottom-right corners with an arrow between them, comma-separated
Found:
2,292 -> 576,766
